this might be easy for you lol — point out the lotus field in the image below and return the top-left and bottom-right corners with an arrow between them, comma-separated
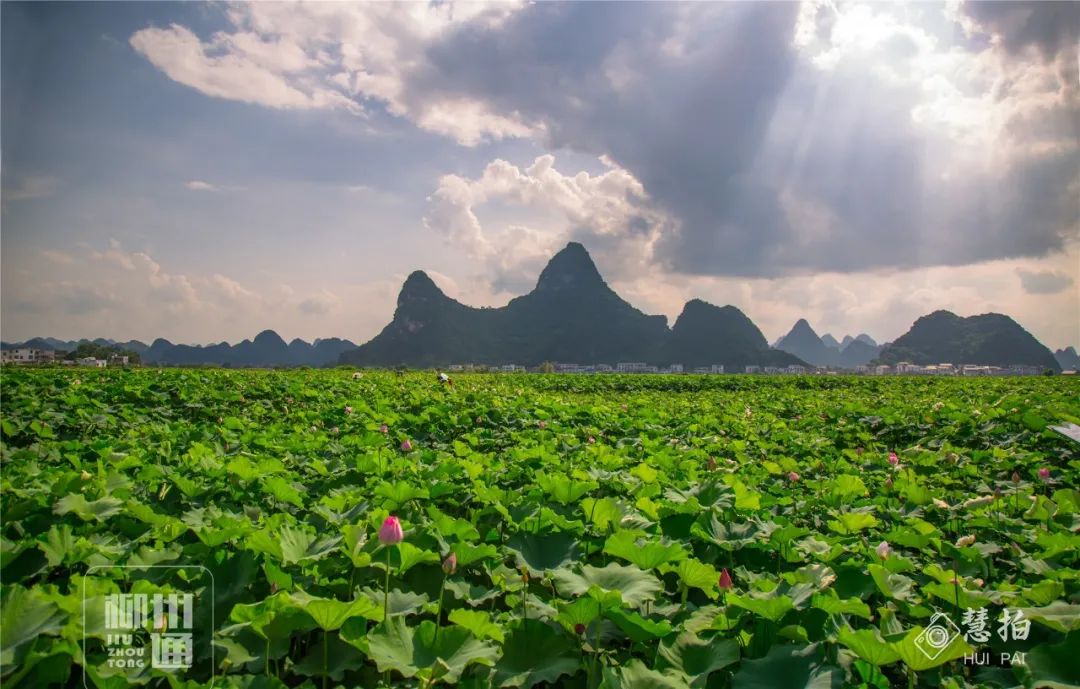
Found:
2,368 -> 1079,689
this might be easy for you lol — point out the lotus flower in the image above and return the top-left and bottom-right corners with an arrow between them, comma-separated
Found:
718,568 -> 734,591
379,423 -> 388,434
875,541 -> 891,559
442,552 -> 457,575
378,516 -> 404,545
888,452 -> 899,466
345,405 -> 353,414
955,535 -> 976,548
788,471 -> 800,483
400,439 -> 413,452
588,436 -> 596,444
1038,467 -> 1050,481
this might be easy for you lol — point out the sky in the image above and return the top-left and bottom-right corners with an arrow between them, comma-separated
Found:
2,1 -> 1077,349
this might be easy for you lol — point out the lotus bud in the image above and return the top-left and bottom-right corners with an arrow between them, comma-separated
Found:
875,541 -> 891,559
538,421 -> 547,429
442,552 -> 457,575
574,623 -> 586,635
884,476 -> 893,489
80,470 -> 92,481
707,457 -> 717,471
345,405 -> 353,414
888,452 -> 899,466
788,471 -> 800,483
400,439 -> 413,452
1012,471 -> 1020,483
718,568 -> 734,591
379,423 -> 388,434
1038,467 -> 1050,482
378,516 -> 404,545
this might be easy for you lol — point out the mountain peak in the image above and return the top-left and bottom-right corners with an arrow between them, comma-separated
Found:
398,270 -> 447,306
535,242 -> 604,293
253,330 -> 286,346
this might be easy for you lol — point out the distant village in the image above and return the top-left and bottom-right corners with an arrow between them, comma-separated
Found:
0,346 -> 1062,376
0,347 -> 130,368
447,361 -> 1057,376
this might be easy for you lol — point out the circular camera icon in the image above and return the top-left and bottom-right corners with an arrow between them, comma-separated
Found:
914,613 -> 962,660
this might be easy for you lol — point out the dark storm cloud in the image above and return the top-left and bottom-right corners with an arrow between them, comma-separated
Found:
962,0 -> 1080,59
409,2 -> 1078,278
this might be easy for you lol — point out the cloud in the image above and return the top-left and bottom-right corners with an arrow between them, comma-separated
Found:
298,289 -> 341,315
185,180 -> 220,192
424,154 -> 668,294
1017,268 -> 1075,294
2,175 -> 58,202
132,2 -> 1079,279
959,1 -> 1080,60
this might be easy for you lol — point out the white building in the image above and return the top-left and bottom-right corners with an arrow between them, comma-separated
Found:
711,365 -> 724,374
787,365 -> 807,374
874,365 -> 892,375
668,364 -> 683,373
500,364 -> 524,372
108,354 -> 130,366
77,357 -> 107,368
745,365 -> 760,374
1,348 -> 56,364
616,362 -> 649,373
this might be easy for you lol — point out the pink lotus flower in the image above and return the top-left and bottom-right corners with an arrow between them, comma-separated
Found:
1038,467 -> 1050,481
875,541 -> 891,559
442,552 -> 457,575
718,568 -> 734,591
788,471 -> 800,483
400,439 -> 413,452
888,452 -> 899,466
378,516 -> 404,545
345,405 -> 353,414
379,423 -> 388,434
588,436 -> 596,444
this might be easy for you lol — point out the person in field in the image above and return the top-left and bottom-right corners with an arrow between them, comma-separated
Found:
437,370 -> 453,387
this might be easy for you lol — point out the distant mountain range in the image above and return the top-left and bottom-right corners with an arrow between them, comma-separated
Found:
341,242 -> 802,369
875,311 -> 1060,371
1055,346 -> 1080,371
774,320 -> 881,368
1,333 -> 356,367
4,244 -> 1069,372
